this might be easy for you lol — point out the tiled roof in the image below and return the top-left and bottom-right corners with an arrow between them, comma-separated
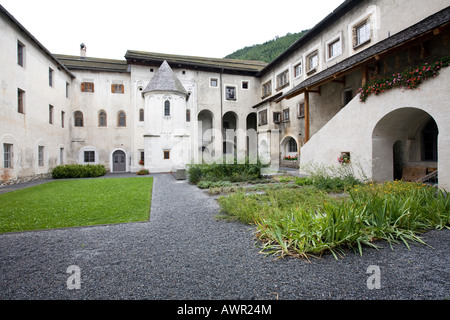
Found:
125,50 -> 267,75
142,61 -> 188,95
53,54 -> 129,73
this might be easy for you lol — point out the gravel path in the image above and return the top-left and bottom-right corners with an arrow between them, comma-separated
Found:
0,173 -> 449,300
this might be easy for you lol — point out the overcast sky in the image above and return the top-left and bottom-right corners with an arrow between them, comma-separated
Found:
2,0 -> 345,60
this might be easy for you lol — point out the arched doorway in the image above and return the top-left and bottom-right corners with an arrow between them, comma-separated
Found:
222,111 -> 238,157
112,150 -> 126,172
372,108 -> 438,183
197,110 -> 214,162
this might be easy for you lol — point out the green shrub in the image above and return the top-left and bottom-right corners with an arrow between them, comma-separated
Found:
51,164 -> 106,179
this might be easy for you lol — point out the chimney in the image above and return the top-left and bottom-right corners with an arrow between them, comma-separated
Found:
80,43 -> 86,59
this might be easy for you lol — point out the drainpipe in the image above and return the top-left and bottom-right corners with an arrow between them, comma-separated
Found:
220,68 -> 224,158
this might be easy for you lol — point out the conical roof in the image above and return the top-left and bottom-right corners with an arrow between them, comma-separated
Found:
142,60 -> 187,96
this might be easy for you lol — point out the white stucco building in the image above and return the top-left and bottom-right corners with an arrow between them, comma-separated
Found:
1,0 -> 449,189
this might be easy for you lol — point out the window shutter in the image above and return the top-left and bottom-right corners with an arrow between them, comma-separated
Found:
121,84 -> 124,94
92,83 -> 94,93
111,84 -> 114,93
81,82 -> 85,92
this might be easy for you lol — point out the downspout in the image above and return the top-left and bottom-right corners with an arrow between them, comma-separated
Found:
220,68 -> 224,158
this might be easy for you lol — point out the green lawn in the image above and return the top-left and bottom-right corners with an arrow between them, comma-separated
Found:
0,177 -> 153,233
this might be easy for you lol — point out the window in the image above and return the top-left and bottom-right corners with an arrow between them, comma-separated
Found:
306,51 -> 318,73
3,144 -> 13,168
81,82 -> 94,92
66,82 -> 69,98
288,138 -> 298,153
49,68 -> 54,87
258,109 -> 268,125
297,102 -> 305,118
60,147 -> 64,165
273,112 -> 281,124
186,109 -> 191,122
262,81 -> 272,98
210,78 -> 218,87
163,150 -> 170,160
111,84 -> 124,94
139,109 -> 144,122
98,111 -> 107,127
49,105 -> 54,124
242,81 -> 249,89
140,151 -> 145,163
84,151 -> 95,163
38,146 -> 44,166
225,86 -> 236,101
164,100 -> 170,116
276,70 -> 289,89
354,19 -> 371,47
17,41 -> 24,67
74,111 -> 84,127
294,62 -> 302,78
118,111 -> 126,127
17,88 -> 25,114
283,108 -> 290,122
61,111 -> 65,128
328,38 -> 342,59
343,90 -> 353,107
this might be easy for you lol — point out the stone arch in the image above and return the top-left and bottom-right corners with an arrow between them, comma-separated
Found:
372,107 -> 438,183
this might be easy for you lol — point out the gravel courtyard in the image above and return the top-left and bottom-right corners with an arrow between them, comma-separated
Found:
0,173 -> 449,300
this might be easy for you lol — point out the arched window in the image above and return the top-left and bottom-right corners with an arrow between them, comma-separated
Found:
164,100 -> 170,116
139,109 -> 144,122
74,111 -> 84,127
288,137 -> 298,152
118,111 -> 126,127
98,110 -> 107,127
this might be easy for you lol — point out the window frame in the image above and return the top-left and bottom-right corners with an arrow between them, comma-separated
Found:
164,100 -> 171,117
98,110 -> 107,127
74,111 -> 84,127
210,78 -> 218,88
3,143 -> 13,169
353,18 -> 371,48
38,146 -> 44,167
17,41 -> 25,67
297,102 -> 305,118
306,50 -> 319,74
49,105 -> 54,124
293,61 -> 302,78
326,33 -> 343,61
81,82 -> 94,93
84,150 -> 95,163
17,88 -> 25,114
139,109 -> 144,122
117,111 -> 126,127
49,68 -> 54,87
163,150 -> 170,160
282,108 -> 290,122
111,84 -> 124,94
258,109 -> 268,126
225,86 -> 237,101
261,80 -> 272,99
276,69 -> 289,90
273,112 -> 281,124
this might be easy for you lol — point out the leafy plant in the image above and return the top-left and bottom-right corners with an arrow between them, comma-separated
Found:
51,164 -> 106,179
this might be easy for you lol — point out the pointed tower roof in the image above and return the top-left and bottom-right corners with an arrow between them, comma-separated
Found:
142,60 -> 188,96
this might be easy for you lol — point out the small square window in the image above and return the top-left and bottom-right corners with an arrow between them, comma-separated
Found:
262,81 -> 272,98
84,151 -> 95,163
242,81 -> 249,89
328,38 -> 342,59
306,51 -> 318,73
353,19 -> 371,48
81,82 -> 94,92
111,84 -> 124,94
276,70 -> 289,90
273,112 -> 281,124
210,78 -> 218,87
163,150 -> 170,160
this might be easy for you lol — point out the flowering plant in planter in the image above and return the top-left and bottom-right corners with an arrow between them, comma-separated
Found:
136,169 -> 150,175
139,160 -> 144,165
337,153 -> 351,165
283,154 -> 298,161
357,55 -> 450,102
